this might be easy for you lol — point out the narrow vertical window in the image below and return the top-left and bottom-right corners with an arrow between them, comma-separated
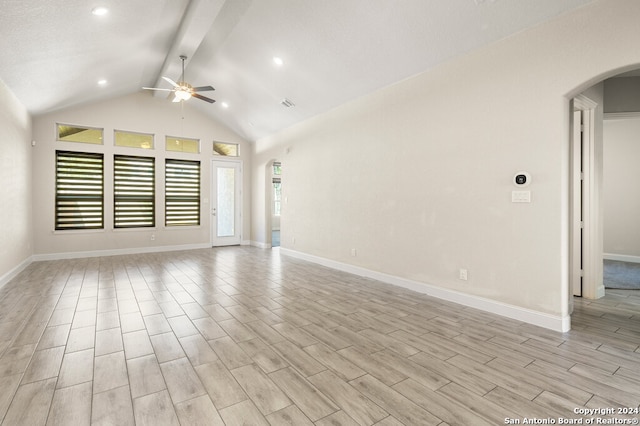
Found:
55,151 -> 104,230
273,162 -> 282,216
165,159 -> 201,226
273,178 -> 282,217
114,155 -> 155,228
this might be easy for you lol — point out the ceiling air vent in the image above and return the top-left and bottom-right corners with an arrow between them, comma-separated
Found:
281,98 -> 295,108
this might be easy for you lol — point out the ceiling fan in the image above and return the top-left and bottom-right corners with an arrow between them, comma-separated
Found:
143,55 -> 215,104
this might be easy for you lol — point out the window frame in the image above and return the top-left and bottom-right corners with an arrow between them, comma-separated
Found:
56,123 -> 104,145
213,141 -> 239,157
165,136 -> 200,154
55,150 -> 104,230
114,129 -> 154,150
165,158 -> 201,227
113,154 -> 156,229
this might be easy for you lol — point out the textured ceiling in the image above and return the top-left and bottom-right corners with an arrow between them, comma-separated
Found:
0,0 -> 597,142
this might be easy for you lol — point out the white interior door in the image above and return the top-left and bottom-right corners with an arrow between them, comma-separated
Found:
571,94 -> 604,300
211,160 -> 242,246
571,109 -> 583,297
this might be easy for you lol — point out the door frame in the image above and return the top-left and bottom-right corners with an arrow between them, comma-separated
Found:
571,94 -> 604,302
210,159 -> 243,247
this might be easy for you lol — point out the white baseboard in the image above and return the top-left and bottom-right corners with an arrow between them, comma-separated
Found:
251,240 -> 272,249
0,256 -> 33,290
280,248 -> 570,332
32,243 -> 212,261
603,253 -> 640,264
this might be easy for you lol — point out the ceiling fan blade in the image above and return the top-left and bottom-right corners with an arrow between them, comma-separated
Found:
192,85 -> 215,92
162,76 -> 179,87
193,93 -> 216,104
142,87 -> 174,92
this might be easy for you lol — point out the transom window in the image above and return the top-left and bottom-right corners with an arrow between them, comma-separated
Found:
57,124 -> 103,145
213,142 -> 239,157
166,136 -> 200,153
115,130 -> 154,149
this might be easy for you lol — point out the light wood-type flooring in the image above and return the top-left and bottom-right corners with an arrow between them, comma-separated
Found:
0,246 -> 639,425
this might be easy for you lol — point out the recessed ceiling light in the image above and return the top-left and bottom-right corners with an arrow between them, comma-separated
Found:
97,79 -> 107,86
273,57 -> 284,67
221,102 -> 229,109
92,6 -> 108,16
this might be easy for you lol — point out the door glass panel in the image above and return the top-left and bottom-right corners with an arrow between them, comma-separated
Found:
217,167 -> 235,237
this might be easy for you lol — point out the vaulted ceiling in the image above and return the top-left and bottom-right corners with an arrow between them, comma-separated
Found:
0,0 -> 596,142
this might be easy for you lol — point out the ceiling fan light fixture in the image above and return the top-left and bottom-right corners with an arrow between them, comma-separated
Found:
174,89 -> 192,101
142,56 -> 215,104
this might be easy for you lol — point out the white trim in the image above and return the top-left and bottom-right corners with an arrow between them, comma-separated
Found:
603,112 -> 640,120
32,243 -> 211,261
53,229 -> 105,235
280,248 -> 570,332
604,253 -> 640,264
0,256 -> 33,290
251,240 -> 271,249
571,95 -> 603,301
573,94 -> 598,110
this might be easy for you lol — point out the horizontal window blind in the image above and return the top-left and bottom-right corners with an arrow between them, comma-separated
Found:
114,155 -> 155,228
55,151 -> 104,230
165,159 -> 200,226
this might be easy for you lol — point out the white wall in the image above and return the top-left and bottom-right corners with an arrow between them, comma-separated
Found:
251,0 -> 640,330
603,117 -> 640,261
0,78 -> 32,285
604,76 -> 640,113
32,92 -> 251,257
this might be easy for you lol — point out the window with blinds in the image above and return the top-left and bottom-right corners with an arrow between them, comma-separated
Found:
114,155 -> 155,228
55,151 -> 104,230
165,159 -> 200,226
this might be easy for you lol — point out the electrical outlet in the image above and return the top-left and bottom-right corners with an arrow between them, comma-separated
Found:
151,234 -> 155,241
459,268 -> 468,281
351,248 -> 357,257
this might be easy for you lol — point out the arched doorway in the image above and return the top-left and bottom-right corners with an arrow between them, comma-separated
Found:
569,67 -> 640,316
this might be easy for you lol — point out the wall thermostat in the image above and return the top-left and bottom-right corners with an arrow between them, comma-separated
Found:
513,171 -> 531,187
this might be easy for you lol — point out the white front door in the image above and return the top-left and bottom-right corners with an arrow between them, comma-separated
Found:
211,160 -> 242,246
